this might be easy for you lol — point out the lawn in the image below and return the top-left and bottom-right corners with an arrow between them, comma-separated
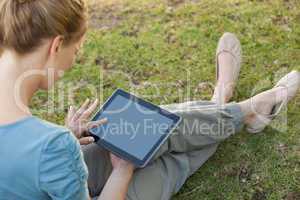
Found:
30,0 -> 299,199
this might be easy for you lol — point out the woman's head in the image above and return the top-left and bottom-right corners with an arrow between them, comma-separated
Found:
0,0 -> 88,89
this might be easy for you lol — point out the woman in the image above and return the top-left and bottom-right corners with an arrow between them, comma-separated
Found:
0,0 -> 299,200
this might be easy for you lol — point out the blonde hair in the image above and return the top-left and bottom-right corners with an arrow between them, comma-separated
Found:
0,0 -> 88,55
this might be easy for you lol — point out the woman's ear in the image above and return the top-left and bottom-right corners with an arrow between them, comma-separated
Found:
49,36 -> 64,55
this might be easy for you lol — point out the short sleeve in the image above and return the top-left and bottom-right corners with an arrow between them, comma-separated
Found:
39,131 -> 89,200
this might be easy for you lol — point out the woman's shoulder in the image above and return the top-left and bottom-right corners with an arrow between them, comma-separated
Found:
0,116 -> 77,151
30,116 -> 70,135
30,117 -> 79,155
23,116 -> 76,144
26,116 -> 80,159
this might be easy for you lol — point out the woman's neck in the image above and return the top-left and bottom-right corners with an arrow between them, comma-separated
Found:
0,51 -> 43,124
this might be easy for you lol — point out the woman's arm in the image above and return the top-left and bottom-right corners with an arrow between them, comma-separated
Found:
67,100 -> 134,200
97,154 -> 134,200
97,166 -> 134,200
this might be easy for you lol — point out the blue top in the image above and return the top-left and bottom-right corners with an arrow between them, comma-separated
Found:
0,116 -> 89,200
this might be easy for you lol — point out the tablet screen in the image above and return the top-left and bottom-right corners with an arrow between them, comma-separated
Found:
90,91 -> 178,162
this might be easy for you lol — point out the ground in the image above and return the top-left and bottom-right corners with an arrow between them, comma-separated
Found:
31,0 -> 299,199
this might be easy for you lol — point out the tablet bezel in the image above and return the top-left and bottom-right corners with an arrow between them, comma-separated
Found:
89,89 -> 182,168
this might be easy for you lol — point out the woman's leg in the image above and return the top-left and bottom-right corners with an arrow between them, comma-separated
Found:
127,146 -> 218,200
126,79 -> 298,200
83,85 -> 295,200
152,101 -> 244,160
153,83 -> 292,160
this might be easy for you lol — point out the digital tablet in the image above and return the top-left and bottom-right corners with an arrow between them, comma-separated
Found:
89,89 -> 182,168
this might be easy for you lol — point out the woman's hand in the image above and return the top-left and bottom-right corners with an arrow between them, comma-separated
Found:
66,98 -> 107,145
110,153 -> 135,172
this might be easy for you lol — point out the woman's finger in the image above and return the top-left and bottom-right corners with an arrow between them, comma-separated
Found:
79,99 -> 99,121
86,118 -> 108,130
79,136 -> 95,145
72,98 -> 90,121
67,105 -> 76,122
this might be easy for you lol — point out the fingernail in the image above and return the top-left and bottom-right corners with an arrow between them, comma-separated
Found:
89,137 -> 95,142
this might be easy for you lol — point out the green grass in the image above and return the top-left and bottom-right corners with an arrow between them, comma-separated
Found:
31,0 -> 300,199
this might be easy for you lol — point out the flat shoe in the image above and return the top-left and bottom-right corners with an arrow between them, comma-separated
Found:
246,70 -> 300,133
215,32 -> 242,82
